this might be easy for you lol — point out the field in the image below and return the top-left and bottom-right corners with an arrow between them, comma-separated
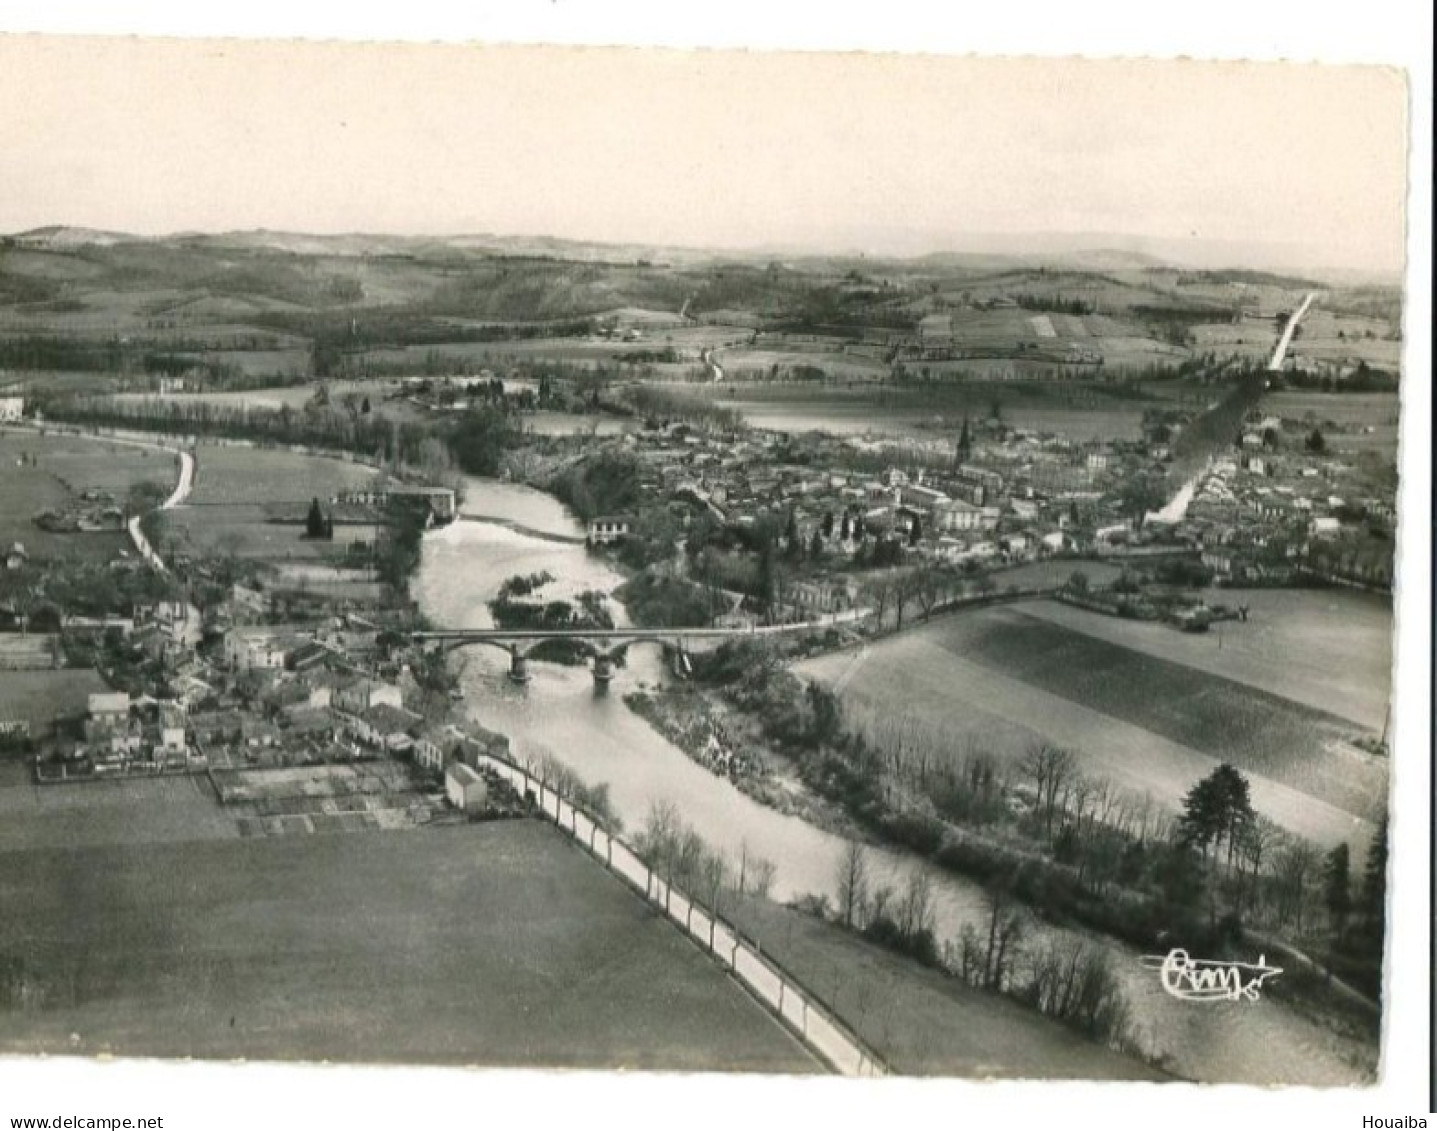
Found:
165,444 -> 380,563
725,896 -> 1164,1080
0,430 -> 177,496
0,669 -> 109,736
357,324 -> 749,373
1263,391 -> 1401,457
185,445 -> 378,505
712,346 -> 891,382
687,381 -> 1151,441
797,601 -> 1386,857
169,506 -> 379,561
0,429 -> 173,560
1018,589 -> 1392,731
114,378 -> 429,425
0,820 -> 816,1072
0,760 -> 238,851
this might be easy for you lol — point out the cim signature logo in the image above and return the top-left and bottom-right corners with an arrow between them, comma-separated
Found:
1140,948 -> 1283,1003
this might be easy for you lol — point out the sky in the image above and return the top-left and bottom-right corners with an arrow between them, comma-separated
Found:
0,36 -> 1411,274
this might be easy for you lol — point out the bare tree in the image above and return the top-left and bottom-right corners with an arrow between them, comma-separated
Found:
868,883 -> 895,927
1021,742 -> 1078,840
702,851 -> 729,948
980,878 -> 1026,991
1235,816 -> 1279,914
1272,837 -> 1318,931
897,866 -> 935,943
748,857 -> 777,899
914,565 -> 945,620
867,579 -> 892,627
836,841 -> 871,929
892,573 -> 919,630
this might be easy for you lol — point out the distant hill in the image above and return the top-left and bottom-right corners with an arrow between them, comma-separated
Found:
3,224 -> 1399,286
11,225 -> 135,250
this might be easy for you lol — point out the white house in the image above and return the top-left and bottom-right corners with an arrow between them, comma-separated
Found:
931,498 -> 985,533
445,761 -> 489,815
223,627 -> 312,671
332,678 -> 403,716
587,515 -> 634,545
157,703 -> 187,753
0,396 -> 23,422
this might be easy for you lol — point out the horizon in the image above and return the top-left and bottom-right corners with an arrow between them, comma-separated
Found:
3,221 -> 1401,284
0,39 -> 1409,279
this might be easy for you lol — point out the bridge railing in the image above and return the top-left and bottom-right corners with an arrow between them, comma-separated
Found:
472,752 -> 889,1078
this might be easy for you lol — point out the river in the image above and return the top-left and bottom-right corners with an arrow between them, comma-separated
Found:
413,473 -> 1376,1086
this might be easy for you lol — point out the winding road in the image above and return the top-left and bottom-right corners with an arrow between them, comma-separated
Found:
103,438 -> 193,572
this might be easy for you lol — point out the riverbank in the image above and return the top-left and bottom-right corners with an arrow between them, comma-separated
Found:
414,476 -> 1380,1085
622,686 -> 868,843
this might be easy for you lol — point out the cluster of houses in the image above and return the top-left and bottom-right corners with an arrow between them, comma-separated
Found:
57,652 -> 514,789
74,690 -> 190,775
36,573 -> 512,788
589,419 -> 1155,588
581,398 -> 1397,611
1182,437 -> 1394,586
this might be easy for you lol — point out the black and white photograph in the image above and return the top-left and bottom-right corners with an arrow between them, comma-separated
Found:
0,10 -> 1429,1128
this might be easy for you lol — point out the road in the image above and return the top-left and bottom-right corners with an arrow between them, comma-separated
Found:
126,445 -> 194,572
1268,291 -> 1319,371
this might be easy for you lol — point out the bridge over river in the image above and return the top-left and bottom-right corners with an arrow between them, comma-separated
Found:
412,622 -> 832,684
413,582 -> 1067,686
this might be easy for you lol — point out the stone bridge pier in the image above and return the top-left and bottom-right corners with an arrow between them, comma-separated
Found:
589,641 -> 637,687
506,644 -> 533,683
592,651 -> 616,685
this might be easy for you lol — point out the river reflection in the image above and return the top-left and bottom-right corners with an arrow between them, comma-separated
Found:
411,474 -> 1373,1086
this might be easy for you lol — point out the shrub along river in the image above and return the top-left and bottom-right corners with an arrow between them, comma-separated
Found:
413,472 -> 1376,1085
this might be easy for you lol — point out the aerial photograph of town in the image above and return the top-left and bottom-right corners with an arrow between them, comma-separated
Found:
0,32 -> 1419,1121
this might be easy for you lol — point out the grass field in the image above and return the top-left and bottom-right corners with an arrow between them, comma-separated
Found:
116,378 -> 404,414
164,445 -> 381,562
359,327 -> 741,371
168,505 -> 375,561
0,431 -> 176,496
725,896 -> 1164,1081
0,669 -> 109,735
690,382 -> 1151,441
797,603 -> 1385,856
0,820 -> 816,1072
712,346 -> 891,382
1018,589 -> 1392,731
185,445 -> 378,506
1265,391 -> 1400,427
0,430 -> 171,560
0,760 -> 239,851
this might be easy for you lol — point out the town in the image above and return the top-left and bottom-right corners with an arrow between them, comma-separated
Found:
0,183 -> 1402,1092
